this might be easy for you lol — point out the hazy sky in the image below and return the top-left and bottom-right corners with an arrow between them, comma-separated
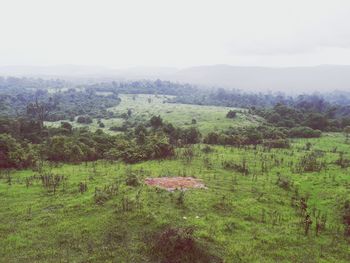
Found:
1,0 -> 350,68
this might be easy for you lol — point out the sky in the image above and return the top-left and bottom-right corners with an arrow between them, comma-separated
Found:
1,0 -> 350,68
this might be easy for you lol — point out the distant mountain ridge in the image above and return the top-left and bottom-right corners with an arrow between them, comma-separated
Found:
1,64 -> 350,94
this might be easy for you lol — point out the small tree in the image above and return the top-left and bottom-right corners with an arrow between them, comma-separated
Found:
77,116 -> 93,124
344,126 -> 350,143
150,115 -> 163,129
226,110 -> 237,119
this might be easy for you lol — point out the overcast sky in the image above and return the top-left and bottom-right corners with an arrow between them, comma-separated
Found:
1,0 -> 350,68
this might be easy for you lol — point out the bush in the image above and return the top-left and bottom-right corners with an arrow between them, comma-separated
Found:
0,134 -> 38,169
226,110 -> 237,119
77,116 -> 93,124
149,226 -> 221,263
150,115 -> 163,129
276,174 -> 292,190
94,184 -> 118,205
109,125 -> 127,132
343,200 -> 350,236
201,145 -> 214,154
223,160 -> 249,175
263,139 -> 290,149
288,127 -> 322,138
125,170 -> 140,187
297,152 -> 324,173
335,152 -> 350,168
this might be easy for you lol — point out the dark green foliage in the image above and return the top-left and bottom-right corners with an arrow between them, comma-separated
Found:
263,139 -> 290,149
223,160 -> 249,175
204,125 -> 287,147
94,184 -> 118,205
335,152 -> 350,168
149,226 -> 221,263
121,134 -> 175,164
109,125 -> 128,132
45,136 -> 86,163
201,145 -> 214,154
77,116 -> 93,124
0,133 -> 38,169
288,127 -> 322,138
204,132 -> 220,144
297,152 -> 324,173
61,122 -> 72,133
150,115 -> 163,129
40,172 -> 65,194
305,113 -> 329,130
344,126 -> 350,142
181,147 -> 195,163
125,168 -> 140,187
343,201 -> 350,236
181,127 -> 201,144
226,110 -> 237,119
177,191 -> 185,206
0,115 -> 183,167
78,181 -> 88,193
0,78 -> 121,121
254,101 -> 348,132
276,174 -> 292,190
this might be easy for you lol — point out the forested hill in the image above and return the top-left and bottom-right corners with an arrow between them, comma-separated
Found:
1,76 -> 350,132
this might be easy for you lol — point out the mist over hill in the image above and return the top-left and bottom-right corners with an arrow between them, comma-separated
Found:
166,65 -> 350,94
1,64 -> 350,94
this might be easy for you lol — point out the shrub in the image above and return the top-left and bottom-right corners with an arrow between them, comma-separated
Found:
288,127 -> 321,138
343,200 -> 350,236
94,184 -> 118,205
297,152 -> 324,173
335,152 -> 350,169
149,226 -> 221,263
223,160 -> 249,175
276,174 -> 292,190
109,125 -> 127,132
125,171 -> 140,187
263,139 -> 290,149
77,116 -> 93,124
201,145 -> 214,154
226,110 -> 237,119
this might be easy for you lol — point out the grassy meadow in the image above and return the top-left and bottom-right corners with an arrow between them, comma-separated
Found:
45,94 -> 262,134
1,133 -> 350,262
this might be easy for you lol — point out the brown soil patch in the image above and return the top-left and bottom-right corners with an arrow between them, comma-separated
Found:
145,177 -> 206,191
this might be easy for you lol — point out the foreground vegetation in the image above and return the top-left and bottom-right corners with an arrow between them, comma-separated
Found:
1,134 -> 350,262
1,77 -> 350,262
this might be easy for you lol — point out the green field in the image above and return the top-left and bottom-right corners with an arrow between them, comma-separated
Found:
1,133 -> 349,262
45,94 -> 262,134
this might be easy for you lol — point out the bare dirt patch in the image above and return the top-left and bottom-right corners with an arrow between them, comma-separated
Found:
145,177 -> 206,191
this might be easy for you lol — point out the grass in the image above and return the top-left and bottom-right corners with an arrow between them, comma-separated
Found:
1,133 -> 350,262
45,94 -> 262,134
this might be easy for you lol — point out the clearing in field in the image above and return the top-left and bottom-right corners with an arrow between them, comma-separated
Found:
145,177 -> 207,191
